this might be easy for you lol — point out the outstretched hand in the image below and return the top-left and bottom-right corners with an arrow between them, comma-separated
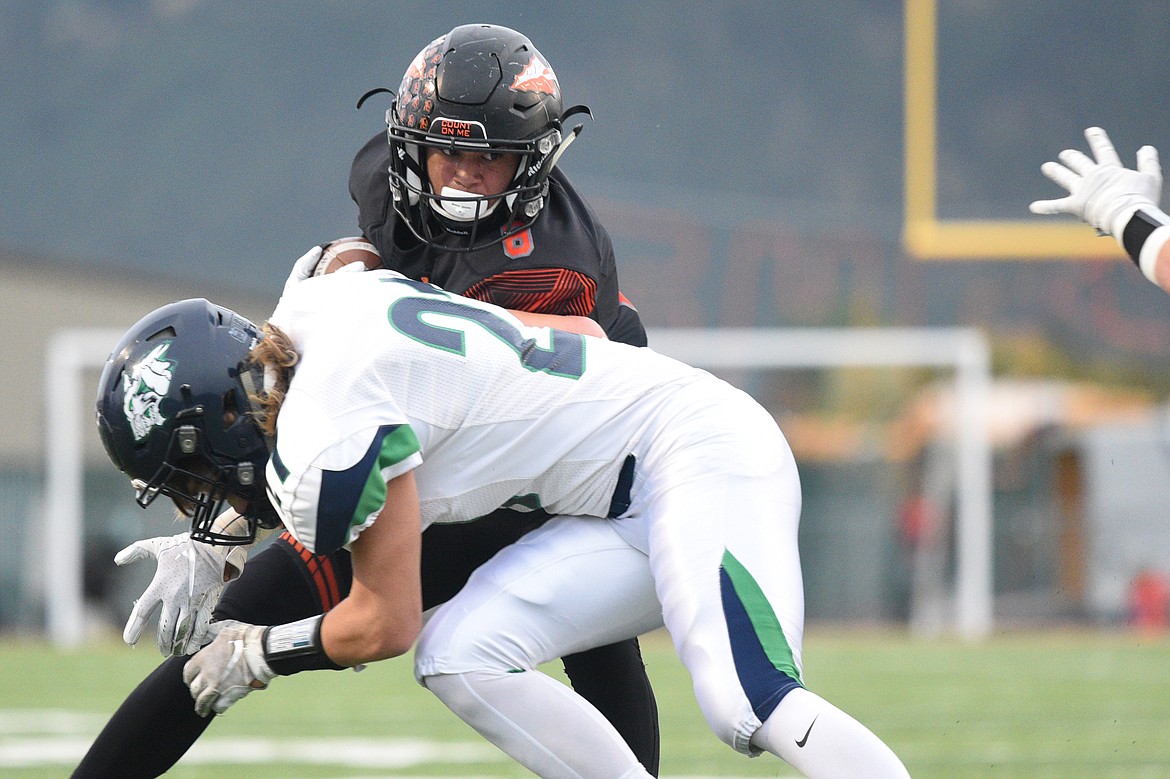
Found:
115,531 -> 243,656
1029,126 -> 1162,241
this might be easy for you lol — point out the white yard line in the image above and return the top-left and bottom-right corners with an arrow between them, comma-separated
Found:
0,709 -> 793,776
0,734 -> 499,768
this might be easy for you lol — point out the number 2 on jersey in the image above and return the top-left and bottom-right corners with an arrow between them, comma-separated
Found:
386,280 -> 585,379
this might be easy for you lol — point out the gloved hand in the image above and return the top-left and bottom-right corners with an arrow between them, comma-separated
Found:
183,620 -> 275,716
115,512 -> 249,656
281,244 -> 325,296
1030,126 -> 1163,242
281,242 -> 370,296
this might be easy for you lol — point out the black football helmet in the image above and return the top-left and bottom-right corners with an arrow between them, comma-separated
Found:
95,298 -> 277,545
359,23 -> 591,251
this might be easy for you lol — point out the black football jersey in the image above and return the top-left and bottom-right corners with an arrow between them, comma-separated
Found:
348,133 -> 647,347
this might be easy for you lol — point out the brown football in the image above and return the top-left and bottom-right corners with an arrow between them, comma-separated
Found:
313,237 -> 383,276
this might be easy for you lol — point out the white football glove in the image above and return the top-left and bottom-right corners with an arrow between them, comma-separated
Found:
1030,126 -> 1163,242
281,242 -> 369,296
183,620 -> 275,716
281,244 -> 325,296
115,512 -> 250,656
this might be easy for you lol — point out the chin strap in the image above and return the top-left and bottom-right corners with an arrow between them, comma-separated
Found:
543,124 -> 583,177
528,104 -> 592,189
237,360 -> 275,453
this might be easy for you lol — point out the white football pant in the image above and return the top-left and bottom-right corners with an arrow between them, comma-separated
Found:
416,385 -> 908,777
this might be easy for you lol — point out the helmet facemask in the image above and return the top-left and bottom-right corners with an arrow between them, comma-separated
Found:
131,407 -> 273,547
387,118 -> 564,251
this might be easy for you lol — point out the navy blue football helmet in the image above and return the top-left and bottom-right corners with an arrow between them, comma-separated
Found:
95,299 -> 277,545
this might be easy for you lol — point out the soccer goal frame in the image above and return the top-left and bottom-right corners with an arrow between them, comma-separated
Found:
43,325 -> 992,647
644,327 -> 993,640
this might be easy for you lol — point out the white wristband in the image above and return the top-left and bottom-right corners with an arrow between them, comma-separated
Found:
264,614 -> 323,658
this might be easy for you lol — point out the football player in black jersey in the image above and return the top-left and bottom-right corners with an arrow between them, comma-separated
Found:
74,23 -> 659,778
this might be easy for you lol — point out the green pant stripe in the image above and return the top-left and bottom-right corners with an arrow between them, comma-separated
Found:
721,549 -> 801,684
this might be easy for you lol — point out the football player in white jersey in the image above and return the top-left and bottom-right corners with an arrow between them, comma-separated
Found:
96,272 -> 909,778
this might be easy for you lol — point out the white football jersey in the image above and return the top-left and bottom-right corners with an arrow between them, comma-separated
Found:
265,271 -> 709,553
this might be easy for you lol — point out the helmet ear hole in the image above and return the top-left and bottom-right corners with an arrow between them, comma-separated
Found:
222,388 -> 240,429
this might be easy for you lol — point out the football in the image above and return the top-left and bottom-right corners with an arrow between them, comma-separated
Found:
313,237 -> 383,276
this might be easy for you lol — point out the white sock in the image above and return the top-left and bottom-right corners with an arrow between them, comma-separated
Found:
424,670 -> 652,779
751,687 -> 910,778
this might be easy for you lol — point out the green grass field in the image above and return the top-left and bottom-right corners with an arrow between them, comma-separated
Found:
2,627 -> 1169,778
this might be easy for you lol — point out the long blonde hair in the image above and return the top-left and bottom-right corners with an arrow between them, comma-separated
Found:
247,322 -> 298,439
